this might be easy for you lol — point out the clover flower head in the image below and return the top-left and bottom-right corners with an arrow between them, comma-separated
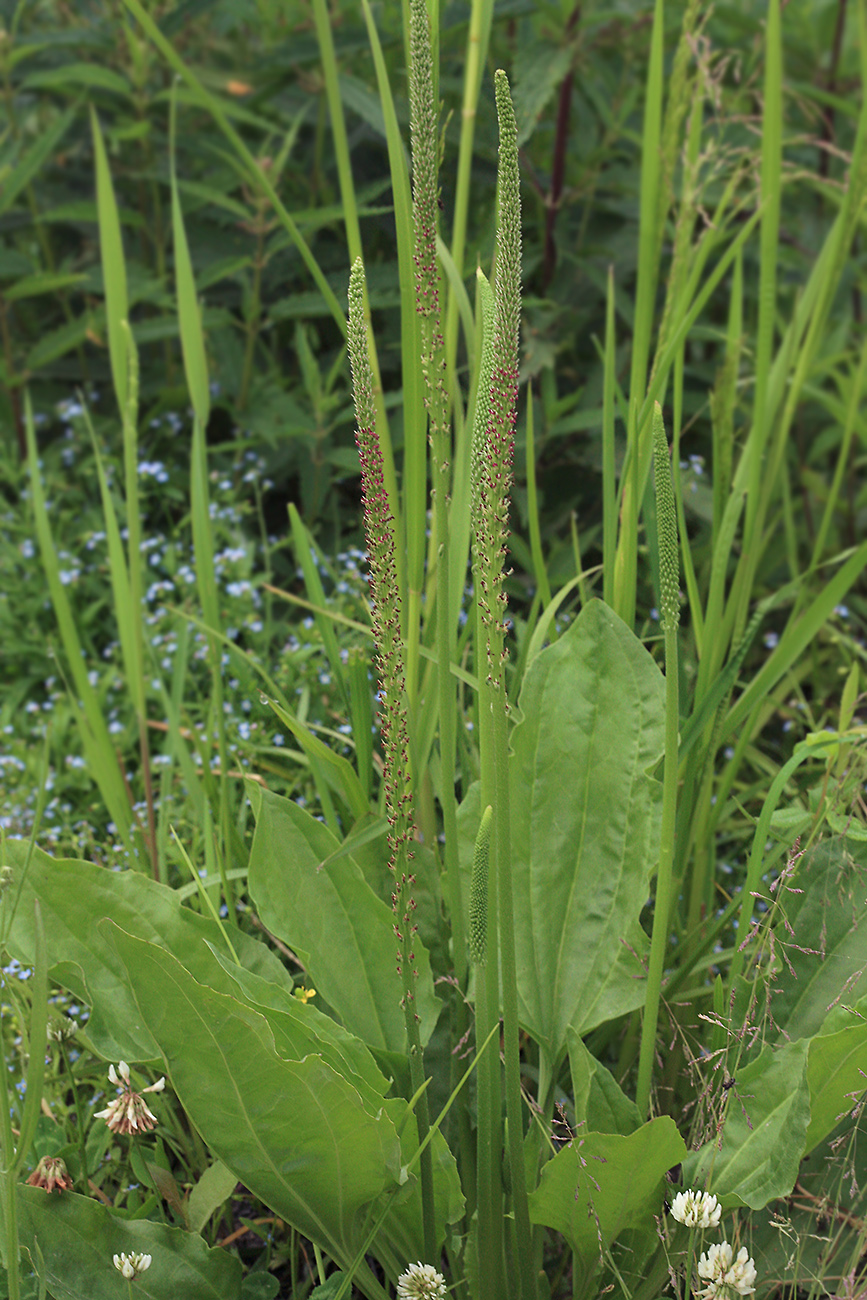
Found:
94,1061 -> 166,1135
397,1261 -> 447,1299
26,1155 -> 73,1193
112,1252 -> 151,1280
696,1241 -> 757,1299
47,1014 -> 77,1043
670,1187 -> 722,1228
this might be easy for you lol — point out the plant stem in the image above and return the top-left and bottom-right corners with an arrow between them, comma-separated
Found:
636,403 -> 680,1118
0,975 -> 21,1300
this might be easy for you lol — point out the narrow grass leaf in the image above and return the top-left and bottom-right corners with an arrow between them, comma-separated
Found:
90,106 -> 129,417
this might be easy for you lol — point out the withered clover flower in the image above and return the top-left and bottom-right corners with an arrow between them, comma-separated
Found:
26,1155 -> 73,1193
94,1061 -> 165,1135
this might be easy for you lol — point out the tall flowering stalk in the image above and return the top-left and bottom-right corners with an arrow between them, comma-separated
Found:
636,401 -> 681,1117
407,0 -> 473,1209
474,73 -> 522,660
347,257 -> 436,1262
470,69 -> 536,1300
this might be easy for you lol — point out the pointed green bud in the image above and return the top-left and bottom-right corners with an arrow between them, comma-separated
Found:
652,402 -> 680,632
469,805 -> 493,965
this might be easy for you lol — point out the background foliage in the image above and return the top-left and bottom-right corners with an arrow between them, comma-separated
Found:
2,1 -> 867,1297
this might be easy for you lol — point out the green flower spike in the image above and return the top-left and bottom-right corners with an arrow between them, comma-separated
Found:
347,257 -> 418,984
469,804 -> 493,965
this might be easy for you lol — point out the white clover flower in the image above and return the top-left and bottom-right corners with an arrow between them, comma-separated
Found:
670,1188 -> 722,1229
95,1062 -> 166,1135
696,1241 -> 757,1299
396,1261 -> 447,1298
112,1251 -> 151,1280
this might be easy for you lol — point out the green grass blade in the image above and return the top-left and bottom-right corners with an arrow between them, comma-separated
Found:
602,264 -> 617,606
24,396 -> 133,847
90,107 -> 129,418
710,248 -> 743,554
745,0 -> 782,546
811,338 -> 867,566
347,648 -> 374,805
525,382 -> 552,611
723,541 -> 867,743
613,0 -> 664,626
670,352 -> 703,653
288,503 -> 351,712
170,87 -> 210,431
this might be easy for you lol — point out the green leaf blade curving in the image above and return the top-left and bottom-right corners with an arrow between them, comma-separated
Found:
509,600 -> 665,1066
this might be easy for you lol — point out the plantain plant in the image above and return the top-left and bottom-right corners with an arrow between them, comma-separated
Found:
7,2 -> 867,1298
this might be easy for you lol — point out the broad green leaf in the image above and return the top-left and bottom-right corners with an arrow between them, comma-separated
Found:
187,1160 -> 241,1236
247,785 -> 441,1053
1,840 -> 289,1063
770,837 -> 867,1041
16,1185 -> 240,1300
528,1117 -> 686,1288
373,1096 -> 464,1265
207,944 -> 390,1100
804,1017 -> 867,1154
508,600 -> 664,1066
685,1038 -> 811,1209
208,956 -> 463,1259
109,927 -> 402,1266
567,1028 -> 641,1137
